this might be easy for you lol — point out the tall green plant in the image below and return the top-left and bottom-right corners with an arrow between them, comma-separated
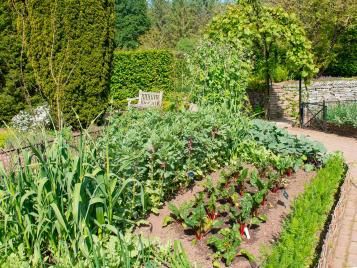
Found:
114,0 -> 150,49
16,0 -> 115,128
207,2 -> 317,83
186,39 -> 251,110
0,0 -> 40,125
0,132 -> 144,265
266,0 -> 355,74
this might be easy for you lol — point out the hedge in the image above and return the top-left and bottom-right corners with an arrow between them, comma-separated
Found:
110,50 -> 175,109
264,154 -> 346,267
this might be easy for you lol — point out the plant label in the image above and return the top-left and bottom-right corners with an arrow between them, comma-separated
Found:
283,190 -> 289,200
244,227 -> 251,240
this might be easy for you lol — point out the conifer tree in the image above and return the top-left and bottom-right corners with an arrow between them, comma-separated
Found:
115,0 -> 150,49
20,0 -> 115,127
0,0 -> 39,124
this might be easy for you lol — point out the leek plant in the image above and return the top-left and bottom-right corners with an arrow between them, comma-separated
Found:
0,131 -> 144,266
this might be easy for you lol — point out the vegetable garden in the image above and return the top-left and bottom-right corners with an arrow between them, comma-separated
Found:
0,106 -> 347,267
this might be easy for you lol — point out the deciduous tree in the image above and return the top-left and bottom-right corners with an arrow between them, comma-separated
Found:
265,0 -> 356,74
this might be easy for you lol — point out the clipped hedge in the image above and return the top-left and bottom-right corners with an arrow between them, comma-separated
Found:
264,154 -> 346,267
110,50 -> 175,109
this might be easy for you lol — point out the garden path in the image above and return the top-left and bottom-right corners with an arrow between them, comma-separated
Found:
275,121 -> 357,268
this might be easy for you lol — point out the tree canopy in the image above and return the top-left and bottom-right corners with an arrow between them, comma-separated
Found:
115,0 -> 150,49
207,2 -> 317,81
265,0 -> 356,74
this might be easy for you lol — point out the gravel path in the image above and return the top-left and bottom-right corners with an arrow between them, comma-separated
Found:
275,121 -> 357,268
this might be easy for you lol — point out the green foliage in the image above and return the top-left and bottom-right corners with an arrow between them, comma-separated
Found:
164,201 -> 194,226
207,2 -> 317,81
0,1 -> 40,125
250,119 -> 326,165
324,24 -> 357,77
102,106 -> 250,213
264,154 -> 346,267
0,131 -> 194,267
186,39 -> 252,109
0,132 -> 143,265
114,0 -> 150,49
272,65 -> 289,82
19,0 -> 115,128
267,0 -> 356,74
110,50 -> 175,109
140,0 -> 225,49
207,225 -> 242,266
0,129 -> 13,148
182,195 -> 223,240
326,102 -> 357,127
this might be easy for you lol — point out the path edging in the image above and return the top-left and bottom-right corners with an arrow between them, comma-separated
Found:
318,169 -> 352,267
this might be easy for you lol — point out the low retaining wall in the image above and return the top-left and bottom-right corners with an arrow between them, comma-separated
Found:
248,78 -> 357,120
271,79 -> 357,120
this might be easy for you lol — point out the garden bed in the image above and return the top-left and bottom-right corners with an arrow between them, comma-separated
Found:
136,165 -> 316,267
325,122 -> 357,139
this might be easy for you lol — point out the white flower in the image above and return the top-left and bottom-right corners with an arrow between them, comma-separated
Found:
11,104 -> 51,131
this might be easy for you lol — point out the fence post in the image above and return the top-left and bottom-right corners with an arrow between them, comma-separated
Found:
322,100 -> 327,131
322,100 -> 327,121
16,148 -> 21,167
299,76 -> 303,127
300,102 -> 304,127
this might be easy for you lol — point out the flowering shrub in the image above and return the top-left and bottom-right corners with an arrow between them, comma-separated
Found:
11,105 -> 50,131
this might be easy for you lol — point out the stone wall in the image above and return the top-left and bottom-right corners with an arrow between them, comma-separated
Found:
268,79 -> 357,120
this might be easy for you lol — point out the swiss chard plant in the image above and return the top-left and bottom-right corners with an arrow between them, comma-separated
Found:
207,225 -> 242,266
183,201 -> 223,240
163,201 -> 194,227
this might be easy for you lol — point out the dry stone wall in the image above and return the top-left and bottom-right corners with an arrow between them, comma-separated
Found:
268,79 -> 357,120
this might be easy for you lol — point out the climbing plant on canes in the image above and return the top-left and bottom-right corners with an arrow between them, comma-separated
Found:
185,39 -> 252,111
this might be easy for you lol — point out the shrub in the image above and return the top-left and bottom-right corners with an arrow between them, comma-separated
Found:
101,106 -> 251,213
11,105 -> 50,132
110,50 -> 176,109
250,120 -> 326,165
0,1 -> 41,126
264,154 -> 346,267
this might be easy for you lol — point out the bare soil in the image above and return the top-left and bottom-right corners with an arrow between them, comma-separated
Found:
136,169 -> 316,268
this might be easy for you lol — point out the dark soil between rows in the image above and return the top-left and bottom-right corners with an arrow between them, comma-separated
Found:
135,169 -> 316,268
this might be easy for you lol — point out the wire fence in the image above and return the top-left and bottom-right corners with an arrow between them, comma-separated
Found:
301,99 -> 357,130
0,130 -> 102,171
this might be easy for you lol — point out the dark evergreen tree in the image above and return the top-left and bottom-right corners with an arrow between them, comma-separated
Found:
115,0 -> 150,49
0,1 -> 39,125
21,0 -> 115,128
